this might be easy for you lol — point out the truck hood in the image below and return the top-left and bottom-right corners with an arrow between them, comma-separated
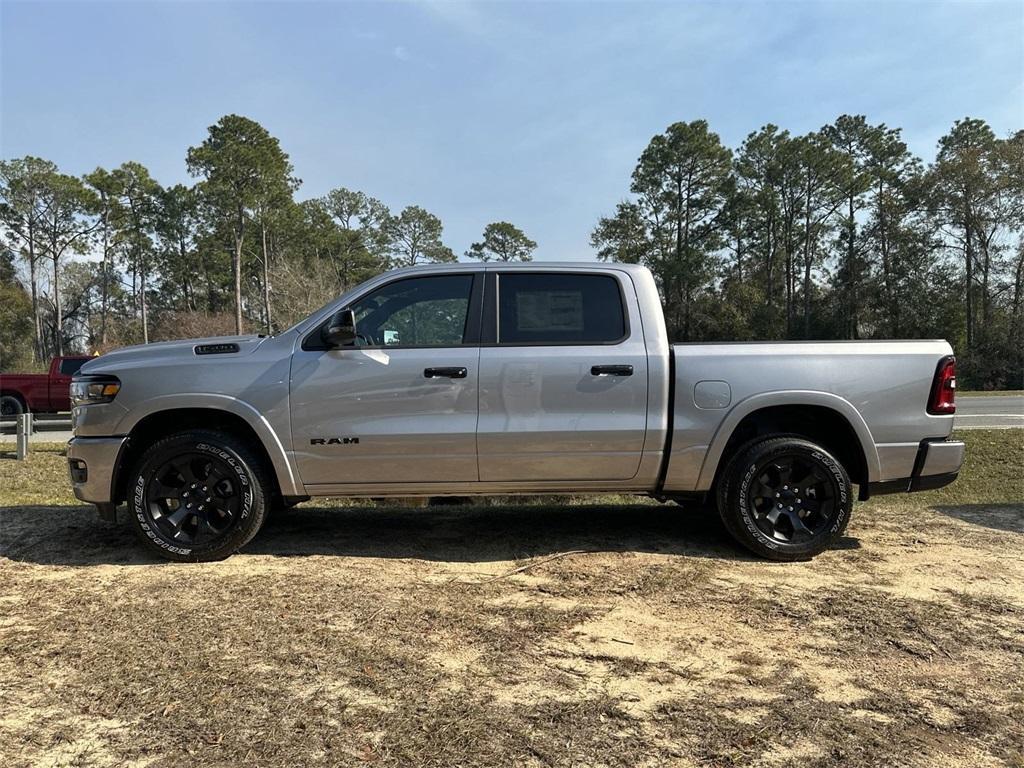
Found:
80,335 -> 270,374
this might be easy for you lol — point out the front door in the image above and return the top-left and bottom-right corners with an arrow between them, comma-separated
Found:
290,272 -> 482,486
477,271 -> 649,482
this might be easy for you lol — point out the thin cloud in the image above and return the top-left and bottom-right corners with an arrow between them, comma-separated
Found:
413,0 -> 488,37
393,45 -> 411,62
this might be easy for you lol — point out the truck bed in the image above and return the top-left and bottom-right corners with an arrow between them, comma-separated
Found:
662,340 -> 956,493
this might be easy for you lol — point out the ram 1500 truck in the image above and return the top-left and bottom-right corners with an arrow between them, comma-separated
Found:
1,356 -> 91,416
67,263 -> 964,562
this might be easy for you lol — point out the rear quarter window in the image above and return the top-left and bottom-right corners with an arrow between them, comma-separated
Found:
497,273 -> 627,345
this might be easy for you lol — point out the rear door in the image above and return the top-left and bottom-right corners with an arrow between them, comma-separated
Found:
290,272 -> 483,486
476,270 -> 649,482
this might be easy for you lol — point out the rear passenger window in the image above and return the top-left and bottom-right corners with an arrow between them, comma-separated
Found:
60,358 -> 86,376
497,273 -> 626,344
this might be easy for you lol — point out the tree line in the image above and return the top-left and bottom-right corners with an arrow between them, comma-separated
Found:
0,115 -> 538,366
1,113 -> 1021,388
594,117 -> 1022,388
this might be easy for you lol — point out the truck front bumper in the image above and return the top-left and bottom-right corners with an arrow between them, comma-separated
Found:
867,438 -> 965,497
67,436 -> 127,506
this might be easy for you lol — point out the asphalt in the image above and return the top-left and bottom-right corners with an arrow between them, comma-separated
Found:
953,395 -> 1024,429
2,396 -> 1021,446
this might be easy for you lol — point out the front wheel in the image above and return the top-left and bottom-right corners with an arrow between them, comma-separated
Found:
716,436 -> 852,561
127,430 -> 271,562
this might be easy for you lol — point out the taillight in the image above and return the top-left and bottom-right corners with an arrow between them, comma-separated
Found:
928,356 -> 956,415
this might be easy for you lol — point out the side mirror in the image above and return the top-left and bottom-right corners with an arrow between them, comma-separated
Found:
322,308 -> 357,348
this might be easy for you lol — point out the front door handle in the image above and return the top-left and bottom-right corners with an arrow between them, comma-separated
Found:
424,367 -> 468,379
591,364 -> 633,376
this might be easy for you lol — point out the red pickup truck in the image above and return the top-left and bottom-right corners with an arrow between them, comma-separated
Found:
1,356 -> 91,417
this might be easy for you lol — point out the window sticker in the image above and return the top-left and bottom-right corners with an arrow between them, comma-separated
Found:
516,291 -> 584,332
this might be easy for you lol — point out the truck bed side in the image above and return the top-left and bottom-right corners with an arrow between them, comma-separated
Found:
661,340 -> 956,493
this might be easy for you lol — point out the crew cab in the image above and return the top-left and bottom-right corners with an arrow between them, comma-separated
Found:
67,263 -> 964,562
1,356 -> 91,417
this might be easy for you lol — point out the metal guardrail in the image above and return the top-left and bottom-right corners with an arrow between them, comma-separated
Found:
15,413 -> 32,459
2,414 -> 70,459
0,414 -> 71,429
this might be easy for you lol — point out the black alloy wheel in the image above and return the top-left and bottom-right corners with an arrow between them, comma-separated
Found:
745,453 -> 838,544
144,451 -> 244,546
717,436 -> 853,561
128,430 -> 270,562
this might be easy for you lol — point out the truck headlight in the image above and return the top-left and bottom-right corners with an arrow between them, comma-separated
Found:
71,375 -> 121,406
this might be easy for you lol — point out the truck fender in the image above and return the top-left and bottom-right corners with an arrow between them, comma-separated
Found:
115,393 -> 304,497
695,390 -> 881,491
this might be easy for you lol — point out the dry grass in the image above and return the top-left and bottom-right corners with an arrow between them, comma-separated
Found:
1,430 -> 1022,768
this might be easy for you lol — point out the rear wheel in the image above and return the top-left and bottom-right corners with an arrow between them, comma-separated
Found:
127,430 -> 271,562
717,436 -> 852,561
1,395 -> 25,418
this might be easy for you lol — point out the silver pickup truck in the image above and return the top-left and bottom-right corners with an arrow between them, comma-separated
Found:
67,263 -> 964,562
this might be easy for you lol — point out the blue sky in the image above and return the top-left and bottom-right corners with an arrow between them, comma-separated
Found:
2,0 -> 1022,261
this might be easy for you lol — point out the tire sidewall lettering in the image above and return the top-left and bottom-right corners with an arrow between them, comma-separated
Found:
736,445 -> 850,553
196,443 -> 252,520
738,462 -> 781,550
134,440 -> 255,556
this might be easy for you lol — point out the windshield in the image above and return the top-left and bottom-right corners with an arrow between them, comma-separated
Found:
282,273 -> 400,336
283,294 -> 346,336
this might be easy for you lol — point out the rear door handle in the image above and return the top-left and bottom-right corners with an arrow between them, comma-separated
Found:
591,364 -> 633,376
424,367 -> 468,379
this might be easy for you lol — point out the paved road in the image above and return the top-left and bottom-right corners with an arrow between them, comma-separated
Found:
954,395 -> 1024,429
0,429 -> 74,444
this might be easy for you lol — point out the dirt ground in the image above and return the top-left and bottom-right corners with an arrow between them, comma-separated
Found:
1,430 -> 1022,768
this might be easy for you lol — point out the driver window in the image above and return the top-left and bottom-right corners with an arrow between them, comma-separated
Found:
351,274 -> 474,347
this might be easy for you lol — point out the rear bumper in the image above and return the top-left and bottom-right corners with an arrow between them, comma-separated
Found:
867,438 -> 965,497
67,436 -> 127,505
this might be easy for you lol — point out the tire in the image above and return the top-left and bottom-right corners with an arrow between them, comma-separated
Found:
1,395 -> 25,418
716,436 -> 852,561
127,429 -> 271,562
